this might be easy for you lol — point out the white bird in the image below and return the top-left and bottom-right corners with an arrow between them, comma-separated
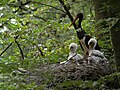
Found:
88,38 -> 107,65
67,43 -> 83,65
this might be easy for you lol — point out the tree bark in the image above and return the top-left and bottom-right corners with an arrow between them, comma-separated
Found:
93,0 -> 120,71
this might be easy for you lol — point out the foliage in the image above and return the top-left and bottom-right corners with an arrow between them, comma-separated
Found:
0,0 -> 117,89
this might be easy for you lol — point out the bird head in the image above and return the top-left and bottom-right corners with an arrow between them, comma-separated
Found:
69,43 -> 78,52
69,13 -> 83,27
76,13 -> 83,19
88,38 -> 97,50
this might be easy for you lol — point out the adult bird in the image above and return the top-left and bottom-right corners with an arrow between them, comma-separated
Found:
88,38 -> 107,65
69,13 -> 100,55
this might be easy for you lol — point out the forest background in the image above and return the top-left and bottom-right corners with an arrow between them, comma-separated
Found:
0,0 -> 120,89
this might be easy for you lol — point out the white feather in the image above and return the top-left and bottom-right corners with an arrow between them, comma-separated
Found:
68,43 -> 83,65
88,38 -> 107,64
88,38 -> 97,49
60,43 -> 83,65
69,43 -> 78,52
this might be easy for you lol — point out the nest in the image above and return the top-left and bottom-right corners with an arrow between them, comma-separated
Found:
52,62 -> 115,81
25,61 -> 115,89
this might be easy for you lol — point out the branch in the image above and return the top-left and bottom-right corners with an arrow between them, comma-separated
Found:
33,15 -> 47,22
0,36 -> 19,57
12,8 -> 19,13
33,43 -> 44,57
15,38 -> 24,60
0,43 -> 13,57
58,0 -> 77,29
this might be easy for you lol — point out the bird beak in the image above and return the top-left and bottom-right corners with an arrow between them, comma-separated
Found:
69,16 -> 79,27
89,42 -> 94,50
89,45 -> 91,49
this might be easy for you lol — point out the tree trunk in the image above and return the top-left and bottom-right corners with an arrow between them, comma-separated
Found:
93,0 -> 120,71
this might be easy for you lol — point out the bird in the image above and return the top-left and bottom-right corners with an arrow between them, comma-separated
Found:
87,38 -> 107,65
67,43 -> 84,65
69,13 -> 100,55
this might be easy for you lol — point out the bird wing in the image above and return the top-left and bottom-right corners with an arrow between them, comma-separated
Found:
89,50 -> 104,58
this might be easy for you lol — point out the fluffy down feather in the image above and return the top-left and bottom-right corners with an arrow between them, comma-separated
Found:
88,38 -> 108,64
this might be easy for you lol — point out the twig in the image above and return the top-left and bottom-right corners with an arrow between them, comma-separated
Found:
33,43 -> 44,57
0,43 -> 13,57
0,36 -> 19,57
15,38 -> 24,60
33,15 -> 47,22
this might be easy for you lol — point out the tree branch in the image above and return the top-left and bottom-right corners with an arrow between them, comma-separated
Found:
14,37 -> 24,60
0,43 -> 13,57
33,15 -> 47,22
0,36 -> 19,57
33,43 -> 44,57
58,0 -> 77,29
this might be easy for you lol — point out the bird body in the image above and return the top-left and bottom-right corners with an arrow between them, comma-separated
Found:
68,52 -> 83,65
60,43 -> 83,65
69,13 -> 100,53
67,43 -> 83,65
88,38 -> 107,65
88,50 -> 107,64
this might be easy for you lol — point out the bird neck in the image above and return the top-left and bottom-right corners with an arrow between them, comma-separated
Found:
89,46 -> 95,51
70,50 -> 76,53
76,17 -> 86,40
78,17 -> 82,29
89,42 -> 96,50
77,17 -> 86,36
